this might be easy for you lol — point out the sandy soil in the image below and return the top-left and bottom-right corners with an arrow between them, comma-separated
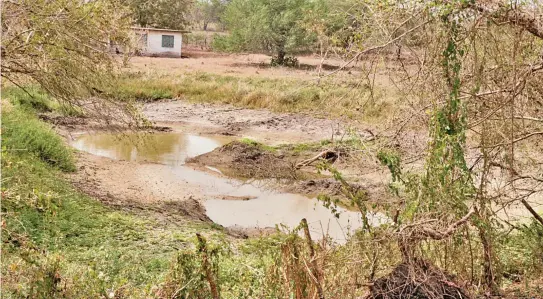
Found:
65,96 -> 386,199
60,97 -> 397,235
142,98 -> 412,193
123,49 -> 403,94
126,50 -> 354,80
61,93 -> 541,242
68,152 -> 212,221
59,53 -> 540,237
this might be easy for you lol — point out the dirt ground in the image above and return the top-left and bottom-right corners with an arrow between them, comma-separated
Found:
60,48 -> 413,226
186,140 -> 389,204
126,50 -> 354,80
55,50 -> 542,248
142,97 -> 413,199
123,49 -> 404,97
143,99 -> 377,145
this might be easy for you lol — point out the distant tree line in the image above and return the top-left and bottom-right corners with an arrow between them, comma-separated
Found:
124,0 -> 369,65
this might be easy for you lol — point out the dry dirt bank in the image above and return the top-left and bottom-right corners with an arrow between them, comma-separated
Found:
142,98 -> 424,190
143,99 -> 378,145
126,51 -> 365,80
186,141 -> 389,204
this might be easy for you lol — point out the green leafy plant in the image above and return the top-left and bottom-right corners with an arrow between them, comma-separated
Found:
218,0 -> 317,64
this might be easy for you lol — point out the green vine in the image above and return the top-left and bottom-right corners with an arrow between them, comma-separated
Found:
419,13 -> 474,217
377,149 -> 402,195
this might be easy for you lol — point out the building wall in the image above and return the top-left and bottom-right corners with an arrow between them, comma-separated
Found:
146,31 -> 182,57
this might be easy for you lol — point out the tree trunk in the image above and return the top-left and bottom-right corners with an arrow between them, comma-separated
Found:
277,50 -> 286,65
475,214 -> 500,295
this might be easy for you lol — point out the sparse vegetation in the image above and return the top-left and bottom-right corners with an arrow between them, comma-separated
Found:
2,0 -> 543,297
112,71 -> 391,121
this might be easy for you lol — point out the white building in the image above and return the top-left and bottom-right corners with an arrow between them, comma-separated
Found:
131,27 -> 189,57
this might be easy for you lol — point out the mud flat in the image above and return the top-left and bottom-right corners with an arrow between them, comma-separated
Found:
63,98 -> 541,245
142,99 -> 377,145
70,130 -> 387,241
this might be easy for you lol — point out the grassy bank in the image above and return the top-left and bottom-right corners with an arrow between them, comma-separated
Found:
0,93 -> 394,298
111,71 -> 393,121
0,96 -> 224,297
0,103 -> 382,297
0,91 -> 383,298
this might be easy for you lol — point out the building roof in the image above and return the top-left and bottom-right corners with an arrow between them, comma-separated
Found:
131,27 -> 191,34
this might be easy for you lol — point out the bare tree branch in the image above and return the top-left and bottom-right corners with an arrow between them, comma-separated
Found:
468,0 -> 543,39
521,199 -> 543,226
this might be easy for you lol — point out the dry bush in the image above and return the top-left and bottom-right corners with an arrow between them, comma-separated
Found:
312,0 -> 543,296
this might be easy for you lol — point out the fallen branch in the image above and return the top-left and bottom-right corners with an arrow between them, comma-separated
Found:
401,207 -> 475,241
295,151 -> 338,169
482,131 -> 543,149
521,199 -> 543,227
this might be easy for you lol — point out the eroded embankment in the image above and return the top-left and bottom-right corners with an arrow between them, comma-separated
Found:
35,94 -> 436,244
186,140 -> 389,205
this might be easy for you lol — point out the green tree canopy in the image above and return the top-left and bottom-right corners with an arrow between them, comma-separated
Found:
193,0 -> 228,31
1,0 -> 139,125
1,0 -> 131,101
218,0 -> 317,64
129,0 -> 192,30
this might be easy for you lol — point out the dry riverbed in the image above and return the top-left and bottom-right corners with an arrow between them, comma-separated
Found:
49,98 -> 541,241
48,99 -> 396,240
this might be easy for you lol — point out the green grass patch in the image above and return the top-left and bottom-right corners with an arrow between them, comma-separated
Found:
239,137 -> 276,152
2,149 -> 180,297
2,104 -> 76,172
275,137 -> 369,154
2,86 -> 82,115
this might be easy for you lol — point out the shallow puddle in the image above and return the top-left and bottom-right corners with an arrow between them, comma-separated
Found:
72,132 -> 386,241
72,132 -> 228,165
205,195 -> 388,241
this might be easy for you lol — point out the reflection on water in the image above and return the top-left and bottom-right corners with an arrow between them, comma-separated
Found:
72,132 -> 227,165
73,132 -> 387,241
205,195 -> 388,241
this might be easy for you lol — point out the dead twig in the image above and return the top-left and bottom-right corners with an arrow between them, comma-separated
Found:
521,199 -> 543,227
301,218 -> 325,299
400,207 -> 475,242
295,151 -> 338,169
196,233 -> 220,299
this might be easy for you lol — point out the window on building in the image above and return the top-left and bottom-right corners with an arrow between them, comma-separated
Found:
161,35 -> 174,48
141,33 -> 148,45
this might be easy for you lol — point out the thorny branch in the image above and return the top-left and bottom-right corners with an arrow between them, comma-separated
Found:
400,207 -> 476,242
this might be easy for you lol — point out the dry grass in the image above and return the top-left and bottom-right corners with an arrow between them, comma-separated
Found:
112,70 -> 397,123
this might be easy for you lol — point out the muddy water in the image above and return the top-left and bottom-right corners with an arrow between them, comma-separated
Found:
72,133 -> 227,165
205,196 -> 388,241
72,132 -> 386,241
